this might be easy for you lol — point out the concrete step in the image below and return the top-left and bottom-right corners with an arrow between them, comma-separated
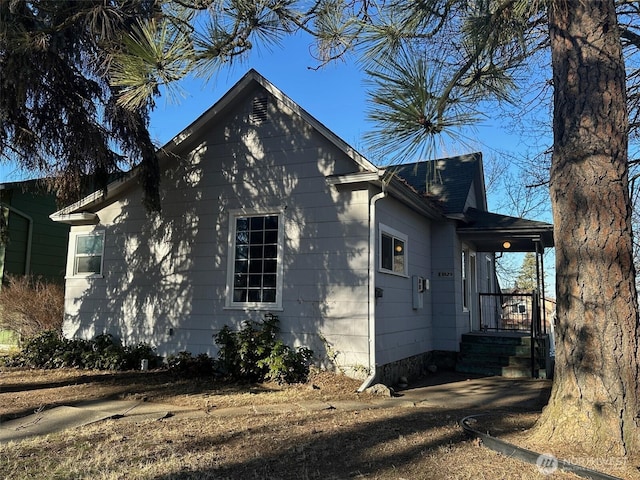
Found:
457,353 -> 532,368
461,332 -> 531,346
455,362 -> 534,378
460,342 -> 531,356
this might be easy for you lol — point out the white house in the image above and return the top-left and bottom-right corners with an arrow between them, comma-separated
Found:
51,69 -> 553,387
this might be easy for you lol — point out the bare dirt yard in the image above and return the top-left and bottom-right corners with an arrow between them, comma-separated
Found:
0,367 -> 637,480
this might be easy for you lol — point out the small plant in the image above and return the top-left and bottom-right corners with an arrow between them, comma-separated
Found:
258,341 -> 314,384
213,313 -> 313,384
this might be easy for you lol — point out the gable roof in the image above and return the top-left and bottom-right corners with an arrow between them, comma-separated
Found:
391,152 -> 486,214
51,69 -> 379,223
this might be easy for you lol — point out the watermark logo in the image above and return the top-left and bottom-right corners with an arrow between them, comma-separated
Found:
536,453 -> 559,475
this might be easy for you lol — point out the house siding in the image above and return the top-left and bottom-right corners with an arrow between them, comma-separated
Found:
63,85 -> 373,375
430,222 -> 466,351
0,186 -> 69,283
374,196 -> 433,369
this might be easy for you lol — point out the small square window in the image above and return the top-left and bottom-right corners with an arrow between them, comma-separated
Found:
379,224 -> 408,276
74,232 -> 104,275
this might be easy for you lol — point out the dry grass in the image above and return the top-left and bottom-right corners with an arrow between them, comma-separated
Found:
0,368 -> 637,480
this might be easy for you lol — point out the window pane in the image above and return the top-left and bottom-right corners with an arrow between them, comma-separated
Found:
250,231 -> 263,244
265,216 -> 278,229
233,289 -> 247,302
234,274 -> 247,287
249,245 -> 263,259
263,274 -> 276,287
250,217 -> 264,230
236,245 -> 248,260
235,260 -> 248,273
236,231 -> 249,244
381,234 -> 392,270
76,256 -> 102,274
249,259 -> 263,273
76,235 -> 103,255
264,260 -> 277,273
393,238 -> 405,273
248,289 -> 261,302
249,274 -> 262,287
236,218 -> 248,231
263,289 -> 276,303
264,245 -> 277,259
264,230 -> 278,244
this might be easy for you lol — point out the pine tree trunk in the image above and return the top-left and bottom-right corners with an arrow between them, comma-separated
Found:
533,0 -> 640,457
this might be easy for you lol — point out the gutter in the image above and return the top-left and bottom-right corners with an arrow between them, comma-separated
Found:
358,185 -> 387,393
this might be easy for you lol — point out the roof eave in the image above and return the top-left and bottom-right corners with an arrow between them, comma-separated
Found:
457,227 -> 555,251
50,211 -> 99,225
50,172 -> 135,218
386,177 -> 443,220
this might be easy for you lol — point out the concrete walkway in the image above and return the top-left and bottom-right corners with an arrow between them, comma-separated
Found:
0,372 -> 552,444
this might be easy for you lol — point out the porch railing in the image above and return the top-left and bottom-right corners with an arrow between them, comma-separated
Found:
478,291 -> 542,335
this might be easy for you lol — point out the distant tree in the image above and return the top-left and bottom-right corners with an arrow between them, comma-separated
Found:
515,252 -> 537,292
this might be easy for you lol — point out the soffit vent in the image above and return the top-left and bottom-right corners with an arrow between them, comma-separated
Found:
250,96 -> 269,125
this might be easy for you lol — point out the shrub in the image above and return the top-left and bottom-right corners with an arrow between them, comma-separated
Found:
258,341 -> 314,384
1,330 -> 160,370
214,314 -> 313,384
166,351 -> 216,376
0,275 -> 64,340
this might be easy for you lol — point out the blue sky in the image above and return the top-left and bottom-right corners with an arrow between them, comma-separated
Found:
146,34 -> 526,160
0,32 -> 538,187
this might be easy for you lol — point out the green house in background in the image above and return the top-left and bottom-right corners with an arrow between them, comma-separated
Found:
0,179 -> 70,285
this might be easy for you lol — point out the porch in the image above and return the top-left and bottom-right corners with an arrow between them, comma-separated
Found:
456,290 -> 553,379
454,211 -> 554,378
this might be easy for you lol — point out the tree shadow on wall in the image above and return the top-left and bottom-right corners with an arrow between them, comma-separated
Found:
67,84 -> 369,368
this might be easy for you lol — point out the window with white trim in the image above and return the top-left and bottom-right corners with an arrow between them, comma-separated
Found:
227,211 -> 283,309
379,224 -> 408,276
73,232 -> 104,275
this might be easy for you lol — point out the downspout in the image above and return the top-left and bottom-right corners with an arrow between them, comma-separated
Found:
358,185 -> 387,392
0,203 -> 33,276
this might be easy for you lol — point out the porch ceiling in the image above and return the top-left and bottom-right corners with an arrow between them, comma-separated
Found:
456,208 -> 554,252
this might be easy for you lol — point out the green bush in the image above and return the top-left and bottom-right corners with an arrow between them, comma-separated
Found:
258,341 -> 314,384
166,351 -> 215,376
1,330 -> 161,370
214,314 -> 313,384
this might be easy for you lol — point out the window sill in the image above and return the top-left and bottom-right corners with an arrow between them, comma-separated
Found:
223,305 -> 283,312
66,274 -> 104,280
378,269 -> 409,278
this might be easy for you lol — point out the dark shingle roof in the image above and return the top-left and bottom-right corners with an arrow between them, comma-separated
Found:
462,208 -> 552,231
390,152 -> 481,214
458,208 -> 554,249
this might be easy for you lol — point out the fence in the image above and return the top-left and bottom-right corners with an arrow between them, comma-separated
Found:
479,292 -> 541,333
